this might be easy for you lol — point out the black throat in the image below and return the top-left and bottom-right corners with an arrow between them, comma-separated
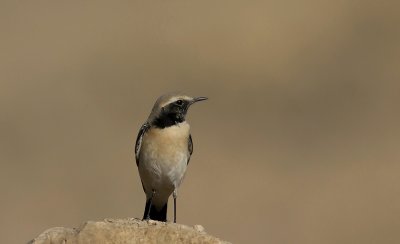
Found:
152,100 -> 189,129
152,113 -> 185,129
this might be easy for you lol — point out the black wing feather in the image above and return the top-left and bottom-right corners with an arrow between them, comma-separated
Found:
135,123 -> 150,167
187,134 -> 193,165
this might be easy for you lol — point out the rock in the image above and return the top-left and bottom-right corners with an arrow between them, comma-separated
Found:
28,218 -> 230,244
193,225 -> 205,232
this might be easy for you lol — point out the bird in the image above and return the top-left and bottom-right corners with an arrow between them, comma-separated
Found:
135,92 -> 207,223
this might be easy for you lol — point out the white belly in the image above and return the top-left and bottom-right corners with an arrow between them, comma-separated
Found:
138,122 -> 190,207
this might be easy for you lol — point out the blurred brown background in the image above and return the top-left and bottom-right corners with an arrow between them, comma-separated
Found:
1,1 -> 400,243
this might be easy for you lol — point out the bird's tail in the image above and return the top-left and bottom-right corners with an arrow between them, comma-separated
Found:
143,199 -> 167,222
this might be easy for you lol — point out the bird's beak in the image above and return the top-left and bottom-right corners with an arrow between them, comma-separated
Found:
190,97 -> 208,105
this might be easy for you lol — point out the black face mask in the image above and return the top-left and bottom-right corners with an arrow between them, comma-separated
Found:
153,100 -> 190,128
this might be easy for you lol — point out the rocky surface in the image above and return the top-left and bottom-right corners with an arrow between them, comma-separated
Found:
29,218 -> 230,244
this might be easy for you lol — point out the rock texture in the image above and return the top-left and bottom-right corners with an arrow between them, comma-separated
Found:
29,218 -> 230,244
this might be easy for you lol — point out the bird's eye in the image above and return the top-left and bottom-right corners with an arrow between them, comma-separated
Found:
176,100 -> 183,105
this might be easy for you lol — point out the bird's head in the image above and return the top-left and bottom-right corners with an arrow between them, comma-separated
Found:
148,92 -> 207,128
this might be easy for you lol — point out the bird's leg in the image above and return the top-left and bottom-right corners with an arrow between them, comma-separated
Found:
173,190 -> 177,223
146,189 -> 156,220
